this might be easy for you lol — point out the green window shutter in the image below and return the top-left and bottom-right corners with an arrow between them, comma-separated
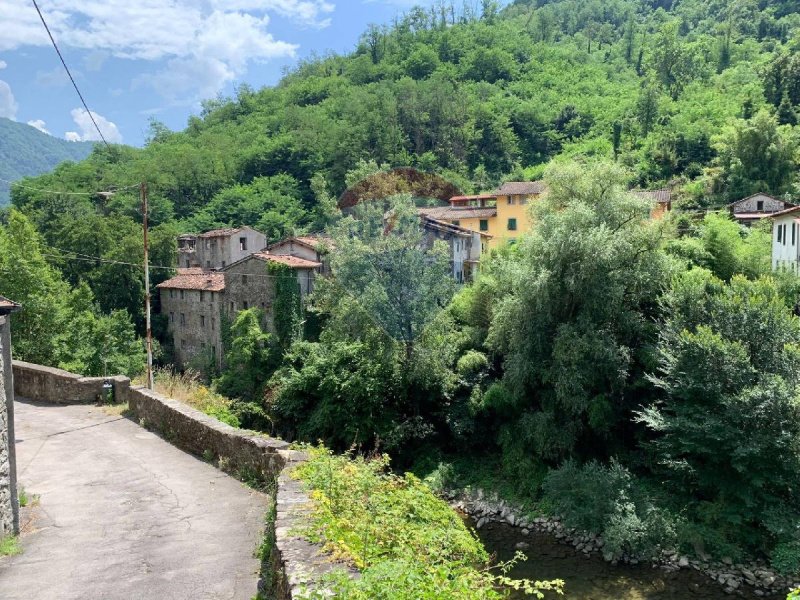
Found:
508,218 -> 517,231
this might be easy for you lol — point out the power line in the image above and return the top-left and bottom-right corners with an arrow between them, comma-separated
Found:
31,0 -> 111,149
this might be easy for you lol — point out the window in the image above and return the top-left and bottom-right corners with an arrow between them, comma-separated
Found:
170,312 -> 174,323
520,195 -> 528,205
206,260 -> 211,269
170,289 -> 175,299
181,339 -> 186,348
200,315 -> 206,327
242,274 -> 248,285
211,345 -> 216,357
230,301 -> 235,312
180,313 -> 186,325
199,291 -> 204,302
508,218 -> 518,231
784,223 -> 788,246
180,289 -> 185,300
793,223 -> 797,246
185,260 -> 190,268
479,219 -> 489,232
243,301 -> 249,309
778,224 -> 783,243
211,317 -> 215,331
239,237 -> 247,251
507,197 -> 515,205
757,200 -> 764,211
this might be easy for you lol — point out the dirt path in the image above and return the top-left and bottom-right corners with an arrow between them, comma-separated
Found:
0,399 -> 268,600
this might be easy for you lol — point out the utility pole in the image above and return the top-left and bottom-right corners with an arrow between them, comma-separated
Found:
141,182 -> 154,390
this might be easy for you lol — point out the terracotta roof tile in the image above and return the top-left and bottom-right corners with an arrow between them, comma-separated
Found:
157,271 -> 225,292
0,296 -> 20,315
633,189 -> 672,203
269,235 -> 335,252
494,181 -> 546,196
197,227 -> 262,238
252,252 -> 321,269
419,206 -> 498,220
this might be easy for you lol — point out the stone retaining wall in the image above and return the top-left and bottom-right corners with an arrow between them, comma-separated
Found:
12,361 -> 128,404
11,362 -> 351,599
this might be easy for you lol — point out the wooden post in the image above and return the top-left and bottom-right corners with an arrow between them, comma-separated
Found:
141,182 -> 154,390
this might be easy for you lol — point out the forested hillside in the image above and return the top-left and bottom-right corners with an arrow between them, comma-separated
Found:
0,118 -> 93,205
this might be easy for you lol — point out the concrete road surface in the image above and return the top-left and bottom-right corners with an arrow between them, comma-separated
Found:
0,399 -> 268,600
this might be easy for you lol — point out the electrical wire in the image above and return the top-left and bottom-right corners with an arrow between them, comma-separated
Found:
31,0 -> 111,149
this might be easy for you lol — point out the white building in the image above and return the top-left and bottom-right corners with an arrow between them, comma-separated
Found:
771,206 -> 800,272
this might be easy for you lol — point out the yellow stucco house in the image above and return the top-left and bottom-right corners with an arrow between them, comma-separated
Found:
419,181 -> 545,249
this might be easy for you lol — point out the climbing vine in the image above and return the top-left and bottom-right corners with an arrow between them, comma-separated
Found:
268,261 -> 302,349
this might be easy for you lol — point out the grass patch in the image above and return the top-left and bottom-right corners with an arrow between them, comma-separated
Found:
102,402 -> 130,417
292,445 -> 564,599
144,369 -> 240,428
0,536 -> 21,557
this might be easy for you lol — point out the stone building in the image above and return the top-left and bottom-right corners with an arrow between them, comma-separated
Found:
633,189 -> 673,220
156,270 -> 225,369
177,227 -> 267,270
728,192 -> 795,226
265,235 -> 333,275
158,253 -> 320,370
0,296 -> 20,537
421,216 -> 487,283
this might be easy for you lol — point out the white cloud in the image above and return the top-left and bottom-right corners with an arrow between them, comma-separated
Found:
27,119 -> 50,134
0,80 -> 17,119
66,107 -> 123,143
0,60 -> 6,70
0,1 -> 330,101
35,66 -> 70,87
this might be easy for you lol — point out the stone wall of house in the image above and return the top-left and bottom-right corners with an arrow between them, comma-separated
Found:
12,361 -> 127,404
732,193 -> 789,214
224,258 -> 275,323
0,316 -> 17,536
160,288 -> 223,369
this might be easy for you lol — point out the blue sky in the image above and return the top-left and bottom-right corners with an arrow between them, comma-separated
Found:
0,0 -> 447,147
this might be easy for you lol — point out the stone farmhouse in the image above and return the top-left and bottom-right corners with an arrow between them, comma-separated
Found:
177,226 -> 267,270
728,192 -> 795,226
159,231 -> 327,370
633,189 -> 673,219
0,296 -> 20,538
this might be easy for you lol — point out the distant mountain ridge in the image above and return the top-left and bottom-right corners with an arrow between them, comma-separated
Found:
0,117 -> 94,205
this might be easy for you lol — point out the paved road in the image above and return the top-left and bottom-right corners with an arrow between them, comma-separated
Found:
0,399 -> 268,600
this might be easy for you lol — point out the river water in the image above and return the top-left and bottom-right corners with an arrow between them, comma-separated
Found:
471,518 -> 782,600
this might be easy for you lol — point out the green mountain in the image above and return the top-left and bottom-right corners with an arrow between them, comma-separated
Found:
0,117 -> 94,204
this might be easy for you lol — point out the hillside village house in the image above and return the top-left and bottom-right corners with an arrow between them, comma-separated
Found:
728,192 -> 795,226
421,215 -> 488,283
178,226 -> 267,270
159,234 -> 322,370
633,189 -> 673,219
265,235 -> 333,275
0,296 -> 20,538
419,181 -> 544,249
770,205 -> 800,272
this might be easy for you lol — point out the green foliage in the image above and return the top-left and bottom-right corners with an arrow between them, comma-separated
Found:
0,209 -> 145,376
214,308 -> 278,411
640,270 -> 800,557
269,262 -> 302,350
542,460 -> 679,561
487,161 -> 669,464
293,445 -> 564,599
0,536 -> 21,557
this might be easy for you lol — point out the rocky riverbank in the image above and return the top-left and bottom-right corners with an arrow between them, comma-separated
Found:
447,488 -> 794,598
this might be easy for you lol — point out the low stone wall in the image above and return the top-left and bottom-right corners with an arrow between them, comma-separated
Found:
12,361 -> 128,404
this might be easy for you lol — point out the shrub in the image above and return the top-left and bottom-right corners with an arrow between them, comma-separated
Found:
293,445 -> 564,599
151,369 -> 240,428
542,460 -> 679,560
